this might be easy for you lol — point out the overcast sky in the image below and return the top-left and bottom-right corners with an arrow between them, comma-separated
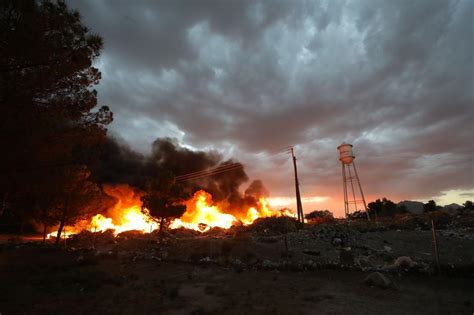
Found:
69,0 -> 473,215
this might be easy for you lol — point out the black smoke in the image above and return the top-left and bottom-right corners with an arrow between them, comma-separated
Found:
90,137 -> 261,210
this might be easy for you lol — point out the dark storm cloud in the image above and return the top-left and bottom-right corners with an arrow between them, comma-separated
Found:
69,0 -> 473,207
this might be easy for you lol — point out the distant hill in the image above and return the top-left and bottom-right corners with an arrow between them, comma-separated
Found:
443,203 -> 462,214
397,201 -> 462,215
397,200 -> 424,215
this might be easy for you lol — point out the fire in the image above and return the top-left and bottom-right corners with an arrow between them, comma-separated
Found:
48,185 -> 293,238
170,190 -> 238,231
241,197 -> 272,224
90,185 -> 155,234
48,184 -> 155,238
168,190 -> 293,231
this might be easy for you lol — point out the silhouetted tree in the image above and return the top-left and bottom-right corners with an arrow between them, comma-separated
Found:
423,200 -> 441,213
368,198 -> 399,217
24,188 -> 57,241
463,200 -> 473,211
141,173 -> 188,233
46,166 -> 108,244
0,0 -> 112,224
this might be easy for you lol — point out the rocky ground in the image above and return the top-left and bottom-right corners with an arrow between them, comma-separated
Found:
0,219 -> 473,314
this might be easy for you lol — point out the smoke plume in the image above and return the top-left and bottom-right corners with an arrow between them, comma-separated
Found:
91,137 -> 263,212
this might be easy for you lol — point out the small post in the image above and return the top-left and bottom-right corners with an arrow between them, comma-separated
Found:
431,219 -> 440,273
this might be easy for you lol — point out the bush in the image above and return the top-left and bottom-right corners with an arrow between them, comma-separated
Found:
423,200 -> 442,213
425,211 -> 452,229
455,212 -> 474,228
250,216 -> 298,234
388,213 -> 428,230
368,198 -> 407,217
305,210 -> 333,220
305,210 -> 335,225
347,210 -> 368,220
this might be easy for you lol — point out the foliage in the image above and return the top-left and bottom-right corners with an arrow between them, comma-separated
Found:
305,210 -> 334,224
425,210 -> 452,229
140,172 -> 188,232
305,210 -> 333,220
423,200 -> 442,213
347,210 -> 367,220
367,197 -> 406,217
0,0 -> 112,229
462,200 -> 473,212
46,166 -> 110,242
251,216 -> 298,234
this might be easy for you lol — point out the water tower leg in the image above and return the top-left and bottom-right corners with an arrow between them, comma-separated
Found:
352,161 -> 371,221
347,164 -> 358,214
341,163 -> 347,217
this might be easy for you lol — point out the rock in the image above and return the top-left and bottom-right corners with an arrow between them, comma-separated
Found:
356,254 -> 387,270
393,256 -> 416,268
383,245 -> 392,252
364,272 -> 392,289
332,238 -> 342,246
304,260 -> 317,268
383,256 -> 417,272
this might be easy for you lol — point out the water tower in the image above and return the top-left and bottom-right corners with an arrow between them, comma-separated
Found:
337,143 -> 370,220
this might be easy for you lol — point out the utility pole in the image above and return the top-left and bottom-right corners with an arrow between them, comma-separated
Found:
290,147 -> 304,224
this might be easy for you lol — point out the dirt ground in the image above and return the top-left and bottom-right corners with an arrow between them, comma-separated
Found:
0,222 -> 473,314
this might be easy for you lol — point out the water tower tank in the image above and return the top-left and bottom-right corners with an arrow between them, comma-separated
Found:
338,143 -> 354,165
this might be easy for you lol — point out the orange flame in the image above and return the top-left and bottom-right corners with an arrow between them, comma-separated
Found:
48,185 -> 293,237
170,190 -> 237,231
91,185 -> 155,234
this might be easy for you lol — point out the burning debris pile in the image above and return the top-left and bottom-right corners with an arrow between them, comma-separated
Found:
49,182 -> 293,239
23,137 -> 295,240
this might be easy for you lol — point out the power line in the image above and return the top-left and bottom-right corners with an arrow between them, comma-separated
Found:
175,163 -> 243,180
176,167 -> 243,182
175,163 -> 243,182
175,167 -> 243,182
